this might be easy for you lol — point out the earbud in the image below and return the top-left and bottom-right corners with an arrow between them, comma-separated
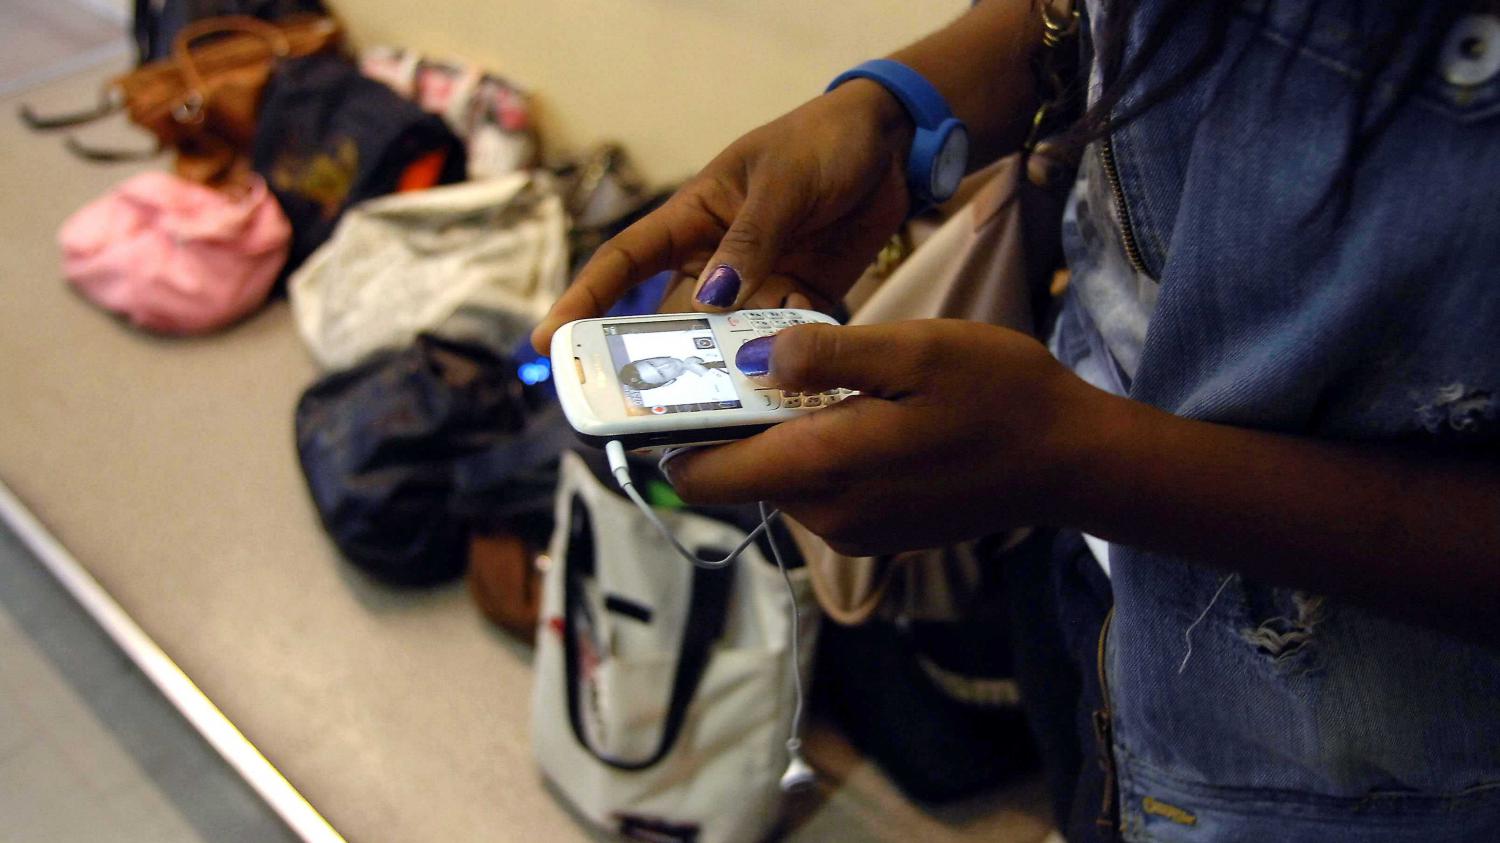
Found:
779,737 -> 816,793
780,752 -> 817,793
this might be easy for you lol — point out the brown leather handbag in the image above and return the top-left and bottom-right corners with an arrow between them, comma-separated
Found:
468,532 -> 545,644
75,15 -> 341,184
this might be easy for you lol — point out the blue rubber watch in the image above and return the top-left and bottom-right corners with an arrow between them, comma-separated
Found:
826,58 -> 970,210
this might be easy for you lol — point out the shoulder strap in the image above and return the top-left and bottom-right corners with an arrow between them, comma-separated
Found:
561,493 -> 734,771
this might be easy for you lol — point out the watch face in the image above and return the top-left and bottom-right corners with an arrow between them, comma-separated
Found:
930,124 -> 969,201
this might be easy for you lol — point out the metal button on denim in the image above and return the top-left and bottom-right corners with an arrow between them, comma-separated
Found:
1440,14 -> 1500,87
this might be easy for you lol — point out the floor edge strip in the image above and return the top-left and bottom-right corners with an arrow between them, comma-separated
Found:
0,479 -> 346,843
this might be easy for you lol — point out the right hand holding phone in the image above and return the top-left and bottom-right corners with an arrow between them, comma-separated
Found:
663,319 -> 1111,557
531,80 -> 916,354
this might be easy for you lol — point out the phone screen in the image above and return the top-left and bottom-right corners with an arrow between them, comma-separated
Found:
602,318 -> 744,416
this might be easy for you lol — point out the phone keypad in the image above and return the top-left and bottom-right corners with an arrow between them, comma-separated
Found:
776,388 -> 853,407
740,311 -> 857,411
744,310 -> 809,332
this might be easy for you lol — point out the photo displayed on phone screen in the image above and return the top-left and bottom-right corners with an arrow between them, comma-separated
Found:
603,319 -> 743,416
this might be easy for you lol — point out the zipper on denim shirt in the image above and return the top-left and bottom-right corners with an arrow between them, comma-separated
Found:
1099,134 -> 1149,277
1093,605 -> 1121,840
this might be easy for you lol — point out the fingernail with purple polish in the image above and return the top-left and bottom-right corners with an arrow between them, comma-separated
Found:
735,336 -> 773,377
696,264 -> 741,308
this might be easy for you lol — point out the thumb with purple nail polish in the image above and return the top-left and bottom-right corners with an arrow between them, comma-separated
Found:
735,335 -> 774,378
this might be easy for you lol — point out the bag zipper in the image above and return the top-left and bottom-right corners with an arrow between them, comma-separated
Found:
1099,134 -> 1149,277
1093,605 -> 1121,839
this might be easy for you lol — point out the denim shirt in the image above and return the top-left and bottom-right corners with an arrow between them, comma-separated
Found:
1060,2 -> 1500,840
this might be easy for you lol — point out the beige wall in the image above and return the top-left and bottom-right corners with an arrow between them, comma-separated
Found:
329,0 -> 967,184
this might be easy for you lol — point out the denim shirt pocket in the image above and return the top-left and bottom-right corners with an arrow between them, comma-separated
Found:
1240,1 -> 1500,125
1416,14 -> 1500,124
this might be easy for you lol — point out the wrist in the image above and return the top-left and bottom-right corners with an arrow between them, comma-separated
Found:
825,77 -> 916,157
825,61 -> 970,209
1038,385 -> 1153,532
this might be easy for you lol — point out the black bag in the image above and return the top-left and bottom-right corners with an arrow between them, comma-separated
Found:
813,531 -> 1046,803
252,54 -> 466,275
294,335 -> 561,585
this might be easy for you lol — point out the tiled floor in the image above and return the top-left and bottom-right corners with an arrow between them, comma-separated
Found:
0,519 -> 296,843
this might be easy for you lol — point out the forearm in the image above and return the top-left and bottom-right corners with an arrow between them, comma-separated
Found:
886,0 -> 1046,167
1068,394 -> 1500,638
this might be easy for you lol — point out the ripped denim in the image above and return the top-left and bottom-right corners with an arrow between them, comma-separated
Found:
1107,560 -> 1500,842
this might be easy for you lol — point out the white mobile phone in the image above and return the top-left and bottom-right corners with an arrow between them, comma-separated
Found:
550,308 -> 847,449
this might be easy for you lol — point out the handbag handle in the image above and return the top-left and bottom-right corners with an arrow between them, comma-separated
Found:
18,85 -> 123,130
561,493 -> 735,771
170,16 -> 291,125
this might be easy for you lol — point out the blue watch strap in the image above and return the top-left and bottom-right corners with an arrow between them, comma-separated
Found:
826,59 -> 953,129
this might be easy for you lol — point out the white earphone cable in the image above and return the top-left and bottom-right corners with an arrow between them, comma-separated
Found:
760,501 -> 805,757
604,440 -> 810,789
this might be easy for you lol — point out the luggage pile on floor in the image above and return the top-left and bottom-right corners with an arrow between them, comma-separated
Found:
39,0 -> 536,335
29,5 -> 1050,837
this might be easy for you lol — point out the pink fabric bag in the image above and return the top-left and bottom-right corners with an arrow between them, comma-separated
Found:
59,171 -> 290,334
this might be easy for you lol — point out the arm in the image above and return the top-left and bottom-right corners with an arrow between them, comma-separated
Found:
885,0 -> 1048,167
1073,392 -> 1500,637
664,321 -> 1500,641
532,0 -> 1048,351
829,0 -> 1052,176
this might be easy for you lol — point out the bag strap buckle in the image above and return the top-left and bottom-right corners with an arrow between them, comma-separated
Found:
172,90 -> 205,125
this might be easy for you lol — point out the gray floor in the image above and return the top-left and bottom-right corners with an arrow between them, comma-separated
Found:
0,4 -> 294,839
0,519 -> 297,843
0,0 -> 128,97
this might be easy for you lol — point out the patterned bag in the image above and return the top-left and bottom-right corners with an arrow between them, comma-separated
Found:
361,45 -> 536,179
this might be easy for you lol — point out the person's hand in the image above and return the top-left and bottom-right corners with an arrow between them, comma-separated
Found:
531,80 -> 916,353
662,319 -> 1112,556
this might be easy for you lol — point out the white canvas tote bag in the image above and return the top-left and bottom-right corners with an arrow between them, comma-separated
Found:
533,452 -> 815,843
